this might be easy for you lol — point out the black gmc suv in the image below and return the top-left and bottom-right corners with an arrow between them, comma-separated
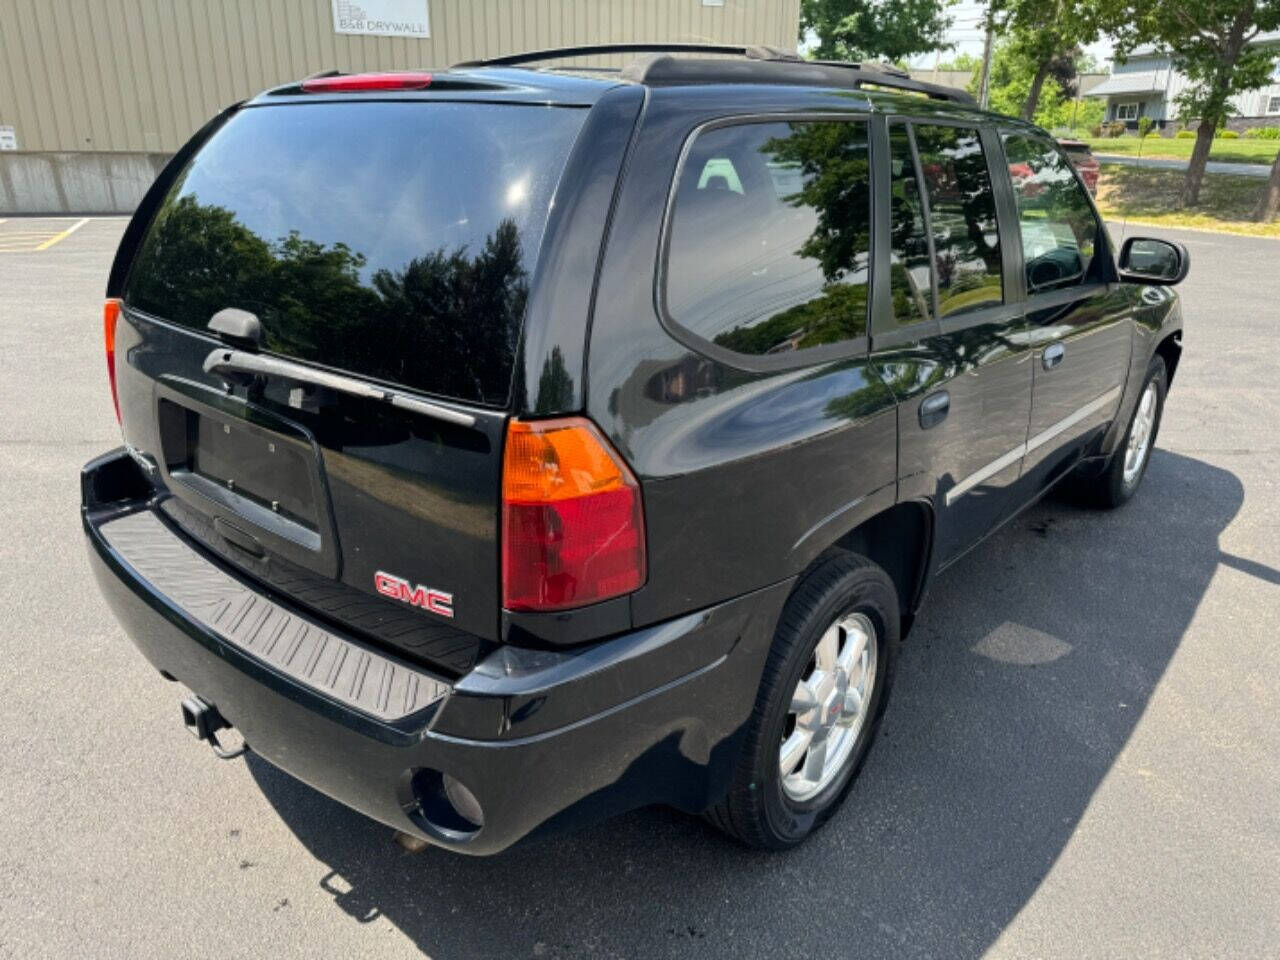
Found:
83,44 -> 1188,854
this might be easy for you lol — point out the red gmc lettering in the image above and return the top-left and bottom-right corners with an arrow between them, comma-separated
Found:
373,571 -> 454,619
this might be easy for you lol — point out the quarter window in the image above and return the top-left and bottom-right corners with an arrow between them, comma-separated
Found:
664,119 -> 871,356
1115,102 -> 1140,121
1267,96 -> 1280,115
1003,134 -> 1106,294
912,124 -> 1004,318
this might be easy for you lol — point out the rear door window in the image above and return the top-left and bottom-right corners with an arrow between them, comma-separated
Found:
911,124 -> 1004,318
664,119 -> 872,357
123,102 -> 587,406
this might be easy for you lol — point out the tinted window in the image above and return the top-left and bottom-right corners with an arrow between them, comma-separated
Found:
1003,134 -> 1105,293
913,124 -> 1003,318
887,124 -> 934,328
124,102 -> 586,406
665,120 -> 871,356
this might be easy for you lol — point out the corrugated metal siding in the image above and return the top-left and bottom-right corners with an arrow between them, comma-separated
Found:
0,0 -> 800,152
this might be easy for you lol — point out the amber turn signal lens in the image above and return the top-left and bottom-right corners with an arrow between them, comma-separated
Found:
501,417 -> 646,612
502,418 -> 631,503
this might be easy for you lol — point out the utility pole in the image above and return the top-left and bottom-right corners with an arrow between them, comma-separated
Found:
977,18 -> 995,110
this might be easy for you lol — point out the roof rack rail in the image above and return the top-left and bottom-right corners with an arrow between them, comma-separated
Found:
623,53 -> 975,104
452,42 -> 801,69
452,43 -> 974,105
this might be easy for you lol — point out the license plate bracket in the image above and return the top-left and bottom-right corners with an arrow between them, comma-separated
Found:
154,378 -> 342,578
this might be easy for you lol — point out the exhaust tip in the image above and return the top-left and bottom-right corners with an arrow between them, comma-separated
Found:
401,768 -> 484,842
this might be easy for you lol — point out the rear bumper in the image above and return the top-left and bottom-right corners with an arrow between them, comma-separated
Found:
83,448 -> 790,855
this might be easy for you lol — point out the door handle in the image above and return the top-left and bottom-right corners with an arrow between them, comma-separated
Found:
919,390 -> 950,430
1043,343 -> 1066,370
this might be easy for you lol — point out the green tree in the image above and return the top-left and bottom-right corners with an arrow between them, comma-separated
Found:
977,38 -> 1105,130
935,52 -> 981,72
979,0 -> 1111,121
1107,0 -> 1280,205
801,0 -> 953,62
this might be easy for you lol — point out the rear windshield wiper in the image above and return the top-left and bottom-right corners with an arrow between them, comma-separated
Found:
201,348 -> 477,428
200,308 -> 477,428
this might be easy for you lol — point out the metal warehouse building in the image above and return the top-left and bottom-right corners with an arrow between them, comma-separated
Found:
0,0 -> 800,213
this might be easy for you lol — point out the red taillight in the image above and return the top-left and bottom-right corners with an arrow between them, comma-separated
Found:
501,417 -> 646,612
300,72 -> 432,93
104,298 -> 121,423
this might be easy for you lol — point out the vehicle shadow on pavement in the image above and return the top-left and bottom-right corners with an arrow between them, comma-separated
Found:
247,448 -> 1245,959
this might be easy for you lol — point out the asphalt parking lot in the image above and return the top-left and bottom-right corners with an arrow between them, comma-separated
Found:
1,216 -> 1278,959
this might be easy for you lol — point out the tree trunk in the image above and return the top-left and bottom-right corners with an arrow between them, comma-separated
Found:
1183,19 -> 1250,207
1181,119 -> 1217,207
1256,149 -> 1280,222
1022,58 -> 1053,122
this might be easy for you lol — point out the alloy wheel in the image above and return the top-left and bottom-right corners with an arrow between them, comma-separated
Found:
779,612 -> 878,803
1123,381 -> 1158,486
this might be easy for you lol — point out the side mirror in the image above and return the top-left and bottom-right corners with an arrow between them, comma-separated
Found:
1117,237 -> 1189,286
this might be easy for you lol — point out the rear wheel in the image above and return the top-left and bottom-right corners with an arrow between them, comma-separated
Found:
1073,355 -> 1167,509
706,552 -> 899,850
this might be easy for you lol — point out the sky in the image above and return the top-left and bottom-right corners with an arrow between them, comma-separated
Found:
907,1 -> 1116,70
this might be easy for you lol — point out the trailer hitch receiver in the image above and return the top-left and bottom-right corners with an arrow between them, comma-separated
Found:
180,695 -> 249,760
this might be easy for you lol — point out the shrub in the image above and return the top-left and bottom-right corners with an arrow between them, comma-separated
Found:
1102,121 -> 1127,138
1138,116 -> 1154,139
1216,129 -> 1240,139
1090,123 -> 1104,138
1175,129 -> 1196,139
1242,126 -> 1280,140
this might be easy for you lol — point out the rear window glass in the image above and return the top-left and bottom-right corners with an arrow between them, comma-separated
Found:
664,119 -> 871,357
123,102 -> 586,406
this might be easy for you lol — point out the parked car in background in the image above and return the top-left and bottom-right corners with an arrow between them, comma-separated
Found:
84,44 -> 1187,855
1059,138 -> 1101,194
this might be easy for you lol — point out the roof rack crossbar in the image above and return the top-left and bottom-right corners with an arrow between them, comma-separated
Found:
452,43 -> 801,69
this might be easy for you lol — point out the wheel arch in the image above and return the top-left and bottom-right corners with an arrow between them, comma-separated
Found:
1154,329 -> 1182,386
804,499 -> 935,636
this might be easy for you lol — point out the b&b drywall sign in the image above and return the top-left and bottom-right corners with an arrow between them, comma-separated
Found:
332,0 -> 430,38
0,126 -> 17,151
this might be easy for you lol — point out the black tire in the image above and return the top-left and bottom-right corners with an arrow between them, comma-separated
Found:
705,551 -> 900,850
1072,355 -> 1167,509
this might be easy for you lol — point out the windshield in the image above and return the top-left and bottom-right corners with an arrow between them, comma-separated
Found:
123,101 -> 587,406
